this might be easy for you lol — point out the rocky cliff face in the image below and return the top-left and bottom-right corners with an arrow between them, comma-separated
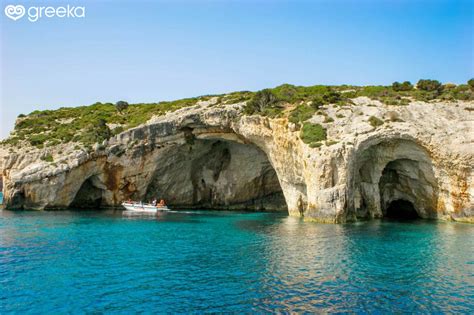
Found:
1,97 -> 473,223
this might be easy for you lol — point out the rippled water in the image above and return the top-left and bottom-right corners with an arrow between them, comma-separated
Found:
1,210 -> 473,313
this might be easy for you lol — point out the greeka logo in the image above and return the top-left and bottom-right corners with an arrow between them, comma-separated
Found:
4,4 -> 85,22
4,4 -> 25,20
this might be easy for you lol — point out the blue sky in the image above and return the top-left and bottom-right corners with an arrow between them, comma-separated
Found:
1,0 -> 473,139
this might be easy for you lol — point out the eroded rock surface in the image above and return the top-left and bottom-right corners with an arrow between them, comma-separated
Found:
1,98 -> 473,223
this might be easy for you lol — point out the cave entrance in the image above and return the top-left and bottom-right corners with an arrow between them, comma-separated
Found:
385,199 -> 420,220
69,175 -> 104,209
144,138 -> 288,212
378,159 -> 428,219
352,139 -> 438,220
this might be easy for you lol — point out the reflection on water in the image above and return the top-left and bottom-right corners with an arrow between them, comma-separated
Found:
0,210 -> 473,313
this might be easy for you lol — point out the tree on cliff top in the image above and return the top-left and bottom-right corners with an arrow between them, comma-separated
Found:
244,89 -> 281,115
115,101 -> 129,113
468,79 -> 474,89
392,81 -> 413,91
416,79 -> 442,92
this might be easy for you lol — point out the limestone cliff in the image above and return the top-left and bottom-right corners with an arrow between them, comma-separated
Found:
1,97 -> 473,223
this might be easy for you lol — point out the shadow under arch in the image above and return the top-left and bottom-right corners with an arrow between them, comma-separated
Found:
69,174 -> 106,209
347,136 -> 439,220
141,132 -> 288,212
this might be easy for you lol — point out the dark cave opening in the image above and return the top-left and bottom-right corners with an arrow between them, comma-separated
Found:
353,140 -> 439,221
144,139 -> 288,212
385,199 -> 420,220
69,177 -> 104,209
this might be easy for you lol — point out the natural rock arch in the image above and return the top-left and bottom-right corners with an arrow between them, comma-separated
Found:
140,136 -> 288,211
378,158 -> 437,219
347,137 -> 439,220
69,175 -> 106,209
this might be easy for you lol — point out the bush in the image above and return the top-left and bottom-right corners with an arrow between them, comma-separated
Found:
310,96 -> 324,109
382,96 -> 410,106
357,86 -> 394,99
443,83 -> 457,91
79,119 -> 112,145
468,79 -> 474,89
116,101 -> 129,113
322,90 -> 342,104
41,154 -> 54,162
244,89 -> 280,115
112,126 -> 124,135
417,79 -> 442,92
29,134 -> 49,146
300,123 -> 327,144
368,116 -> 384,128
326,140 -> 338,146
309,142 -> 322,148
288,105 -> 315,124
272,84 -> 298,102
392,81 -> 413,91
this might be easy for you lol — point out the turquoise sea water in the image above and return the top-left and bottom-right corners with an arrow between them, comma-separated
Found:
1,210 -> 473,313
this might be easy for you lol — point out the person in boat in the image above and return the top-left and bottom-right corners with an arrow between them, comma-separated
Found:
152,199 -> 157,206
157,199 -> 166,207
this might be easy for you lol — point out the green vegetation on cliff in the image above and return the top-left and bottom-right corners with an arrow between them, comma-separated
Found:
245,79 -> 474,123
5,98 -> 200,148
2,79 -> 473,149
300,123 -> 327,146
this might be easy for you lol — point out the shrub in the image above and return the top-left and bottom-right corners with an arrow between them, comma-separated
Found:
322,90 -> 342,104
417,79 -> 442,92
244,89 -> 280,115
272,84 -> 298,102
357,86 -> 394,98
382,96 -> 410,106
112,126 -> 124,135
450,84 -> 474,100
310,96 -> 324,109
288,105 -> 315,124
468,79 -> 474,89
443,83 -> 457,90
368,116 -> 384,128
41,154 -> 54,162
309,142 -> 323,148
116,101 -> 129,113
29,134 -> 49,146
392,81 -> 413,91
79,119 -> 112,146
224,91 -> 254,104
18,113 -> 26,118
300,123 -> 327,144
324,116 -> 334,123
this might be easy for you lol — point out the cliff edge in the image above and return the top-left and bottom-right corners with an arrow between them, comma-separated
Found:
1,83 -> 473,223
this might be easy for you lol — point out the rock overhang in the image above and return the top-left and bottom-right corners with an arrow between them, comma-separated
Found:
0,99 -> 472,223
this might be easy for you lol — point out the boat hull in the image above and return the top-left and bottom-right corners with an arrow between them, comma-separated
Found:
122,202 -> 169,212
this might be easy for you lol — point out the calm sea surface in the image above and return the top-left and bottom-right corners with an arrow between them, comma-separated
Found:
1,210 -> 473,313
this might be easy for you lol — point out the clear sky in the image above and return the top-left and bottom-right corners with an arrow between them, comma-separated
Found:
1,0 -> 473,139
